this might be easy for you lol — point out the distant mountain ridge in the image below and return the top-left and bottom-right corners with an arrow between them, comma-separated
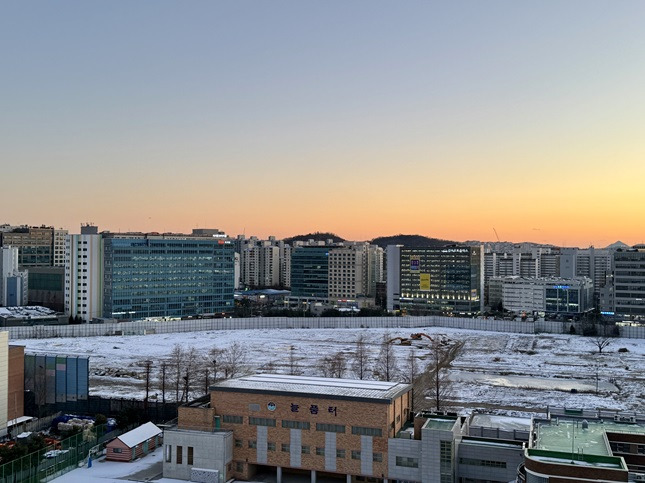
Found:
605,241 -> 630,250
284,232 -> 345,244
370,234 -> 456,249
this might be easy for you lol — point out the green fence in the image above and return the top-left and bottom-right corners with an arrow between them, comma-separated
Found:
0,423 -> 133,483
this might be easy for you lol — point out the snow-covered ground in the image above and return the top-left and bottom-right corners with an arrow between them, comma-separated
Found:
53,448 -> 182,483
15,327 -> 645,412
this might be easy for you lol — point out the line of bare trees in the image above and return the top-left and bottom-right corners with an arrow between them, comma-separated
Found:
142,342 -> 250,404
316,332 -> 459,412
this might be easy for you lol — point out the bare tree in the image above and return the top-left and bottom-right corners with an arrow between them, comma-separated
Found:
221,342 -> 248,379
199,354 -> 213,396
424,338 -> 459,411
263,360 -> 278,373
169,344 -> 184,402
593,336 -> 613,354
374,333 -> 398,382
404,347 -> 421,384
181,347 -> 200,403
351,335 -> 370,380
140,360 -> 153,410
209,347 -> 223,381
288,345 -> 301,375
158,362 -> 168,405
320,351 -> 346,378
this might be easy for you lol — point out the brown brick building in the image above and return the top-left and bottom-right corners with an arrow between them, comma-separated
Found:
7,345 -> 24,423
164,374 -> 412,482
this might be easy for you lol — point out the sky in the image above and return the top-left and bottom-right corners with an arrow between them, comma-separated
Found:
1,1 -> 644,247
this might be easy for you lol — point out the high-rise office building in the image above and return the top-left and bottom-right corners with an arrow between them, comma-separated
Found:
0,226 -> 54,268
102,234 -> 235,320
290,246 -> 331,301
387,245 -> 483,315
613,246 -> 645,317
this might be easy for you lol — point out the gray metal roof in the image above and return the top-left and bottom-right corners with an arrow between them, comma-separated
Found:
213,374 -> 411,403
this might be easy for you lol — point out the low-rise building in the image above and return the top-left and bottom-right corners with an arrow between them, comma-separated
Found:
106,421 -> 162,462
521,408 -> 645,482
488,276 -> 593,315
163,374 -> 412,482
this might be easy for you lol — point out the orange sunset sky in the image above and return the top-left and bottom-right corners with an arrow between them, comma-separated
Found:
2,2 -> 644,248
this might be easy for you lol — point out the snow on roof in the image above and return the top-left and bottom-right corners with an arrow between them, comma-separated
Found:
116,422 -> 162,448
213,374 -> 411,402
470,414 -> 532,431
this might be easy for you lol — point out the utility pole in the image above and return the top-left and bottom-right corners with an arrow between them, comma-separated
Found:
143,360 -> 152,411
595,363 -> 599,395
161,362 -> 167,405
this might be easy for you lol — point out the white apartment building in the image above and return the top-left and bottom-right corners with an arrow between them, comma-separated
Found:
237,237 -> 292,289
560,246 -> 614,294
328,245 -> 365,299
278,242 -> 291,288
64,233 -> 103,321
0,247 -> 28,307
328,243 -> 383,300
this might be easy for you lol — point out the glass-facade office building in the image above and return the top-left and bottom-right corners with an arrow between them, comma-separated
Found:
103,237 -> 235,319
290,246 -> 330,299
398,246 -> 482,315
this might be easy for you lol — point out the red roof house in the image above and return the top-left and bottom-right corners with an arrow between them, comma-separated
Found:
106,422 -> 162,462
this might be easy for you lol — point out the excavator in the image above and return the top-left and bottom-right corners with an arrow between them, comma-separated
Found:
387,336 -> 412,346
410,333 -> 450,345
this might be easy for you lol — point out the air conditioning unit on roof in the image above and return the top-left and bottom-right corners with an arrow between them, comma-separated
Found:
613,415 -> 636,424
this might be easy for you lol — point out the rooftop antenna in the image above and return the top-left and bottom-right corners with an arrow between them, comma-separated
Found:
493,227 -> 500,242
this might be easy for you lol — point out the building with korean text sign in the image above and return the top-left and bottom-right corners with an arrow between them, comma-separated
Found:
163,373 -> 412,482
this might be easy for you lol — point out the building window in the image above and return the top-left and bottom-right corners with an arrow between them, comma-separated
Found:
222,415 -> 244,424
235,439 -> 243,448
301,445 -> 310,454
282,420 -> 311,430
351,450 -> 361,460
351,426 -> 383,437
268,442 -> 276,452
249,417 -> 276,427
395,456 -> 418,468
165,445 -> 171,462
235,462 -> 244,472
440,440 -> 453,482
316,447 -> 325,456
177,446 -> 183,465
336,449 -> 345,458
248,440 -> 257,449
459,458 -> 506,468
112,448 -> 122,454
611,442 -> 630,453
187,447 -> 193,465
316,423 -> 346,433
373,453 -> 383,462
282,444 -> 290,452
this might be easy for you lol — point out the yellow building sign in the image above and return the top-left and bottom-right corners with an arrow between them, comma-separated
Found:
419,273 -> 430,291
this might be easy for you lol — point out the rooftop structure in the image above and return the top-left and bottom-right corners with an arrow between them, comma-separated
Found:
535,418 -> 645,456
524,412 -> 645,482
212,373 -> 411,403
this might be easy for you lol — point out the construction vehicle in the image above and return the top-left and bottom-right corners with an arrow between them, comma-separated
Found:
411,333 -> 450,345
387,337 -> 412,346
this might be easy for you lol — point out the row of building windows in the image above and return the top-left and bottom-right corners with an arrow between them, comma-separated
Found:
237,440 -> 382,461
224,417 -> 382,436
165,445 -> 194,465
